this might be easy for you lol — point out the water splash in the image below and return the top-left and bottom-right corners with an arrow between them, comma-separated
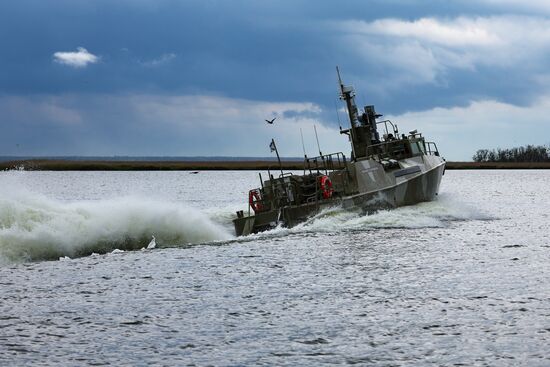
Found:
0,169 -> 490,264
0,185 -> 233,264
240,193 -> 491,240
296,193 -> 490,232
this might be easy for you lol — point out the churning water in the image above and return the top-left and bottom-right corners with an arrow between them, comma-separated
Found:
0,170 -> 548,365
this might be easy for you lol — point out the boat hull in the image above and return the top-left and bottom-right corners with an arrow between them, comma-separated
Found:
233,159 -> 445,236
343,160 -> 445,211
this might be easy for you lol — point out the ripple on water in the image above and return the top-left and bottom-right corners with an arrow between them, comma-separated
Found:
0,170 -> 549,365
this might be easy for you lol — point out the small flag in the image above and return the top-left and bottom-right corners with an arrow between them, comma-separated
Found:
269,140 -> 276,153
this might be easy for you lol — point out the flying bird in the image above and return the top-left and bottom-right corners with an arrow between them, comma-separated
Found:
265,117 -> 276,124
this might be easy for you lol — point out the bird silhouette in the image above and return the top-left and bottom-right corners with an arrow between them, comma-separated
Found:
265,117 -> 276,124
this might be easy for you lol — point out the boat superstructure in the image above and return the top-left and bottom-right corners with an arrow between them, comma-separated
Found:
233,69 -> 445,236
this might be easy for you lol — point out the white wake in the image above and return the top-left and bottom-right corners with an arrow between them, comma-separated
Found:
0,183 -> 233,264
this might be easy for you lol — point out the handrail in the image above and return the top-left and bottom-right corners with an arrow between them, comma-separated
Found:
305,152 -> 347,174
376,119 -> 398,137
366,137 -> 441,160
425,141 -> 440,156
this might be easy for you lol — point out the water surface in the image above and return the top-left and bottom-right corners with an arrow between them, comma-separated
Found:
0,170 -> 548,365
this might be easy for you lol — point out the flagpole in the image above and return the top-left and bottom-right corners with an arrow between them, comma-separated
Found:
270,138 -> 284,177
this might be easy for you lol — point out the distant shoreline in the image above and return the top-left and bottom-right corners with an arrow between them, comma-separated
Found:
2,159 -> 550,171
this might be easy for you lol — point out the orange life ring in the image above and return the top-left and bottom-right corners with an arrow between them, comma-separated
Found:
319,175 -> 333,199
249,190 -> 263,212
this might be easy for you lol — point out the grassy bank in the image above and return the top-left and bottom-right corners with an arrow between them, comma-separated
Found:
2,159 -> 550,171
0,159 -> 305,171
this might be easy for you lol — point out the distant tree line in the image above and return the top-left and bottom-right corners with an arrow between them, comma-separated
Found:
472,145 -> 550,162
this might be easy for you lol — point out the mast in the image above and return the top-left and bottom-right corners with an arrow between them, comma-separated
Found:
336,66 -> 358,160
336,66 -> 359,129
336,66 -> 380,161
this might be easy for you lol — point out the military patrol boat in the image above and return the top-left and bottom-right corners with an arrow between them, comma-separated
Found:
233,69 -> 445,236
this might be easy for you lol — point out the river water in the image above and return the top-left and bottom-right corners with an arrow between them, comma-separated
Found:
0,169 -> 548,366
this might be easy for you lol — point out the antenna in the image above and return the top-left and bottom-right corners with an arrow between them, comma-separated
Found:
314,124 -> 322,156
269,138 -> 284,178
336,66 -> 344,92
334,99 -> 342,130
300,128 -> 308,174
314,124 -> 328,174
300,128 -> 307,158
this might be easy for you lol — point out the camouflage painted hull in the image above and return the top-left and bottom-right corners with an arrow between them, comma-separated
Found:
233,156 -> 445,236
343,155 -> 445,211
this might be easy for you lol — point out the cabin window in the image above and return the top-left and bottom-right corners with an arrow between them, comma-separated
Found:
419,141 -> 426,154
408,140 -> 426,156
410,141 -> 422,155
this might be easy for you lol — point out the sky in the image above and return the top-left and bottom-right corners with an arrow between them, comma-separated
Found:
1,0 -> 550,160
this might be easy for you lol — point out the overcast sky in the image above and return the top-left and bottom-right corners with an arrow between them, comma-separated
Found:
2,0 -> 550,160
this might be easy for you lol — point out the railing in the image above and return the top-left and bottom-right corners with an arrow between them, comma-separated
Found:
425,142 -> 440,156
376,119 -> 399,138
366,138 -> 440,160
305,152 -> 347,175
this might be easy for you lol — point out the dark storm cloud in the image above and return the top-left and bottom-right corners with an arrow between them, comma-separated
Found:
1,0 -> 550,159
0,0 -> 513,103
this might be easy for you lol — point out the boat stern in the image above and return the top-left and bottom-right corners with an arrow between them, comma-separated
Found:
233,210 -> 280,236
